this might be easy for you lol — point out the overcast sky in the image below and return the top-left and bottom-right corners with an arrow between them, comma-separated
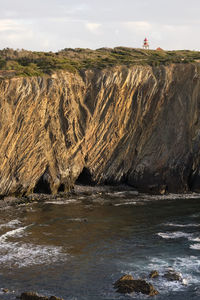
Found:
0,0 -> 200,51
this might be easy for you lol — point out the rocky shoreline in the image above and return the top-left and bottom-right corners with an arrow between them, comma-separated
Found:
0,184 -> 200,210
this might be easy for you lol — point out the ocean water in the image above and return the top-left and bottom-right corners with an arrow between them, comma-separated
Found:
0,189 -> 200,299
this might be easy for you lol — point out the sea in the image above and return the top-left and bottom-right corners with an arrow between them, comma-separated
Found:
0,186 -> 200,300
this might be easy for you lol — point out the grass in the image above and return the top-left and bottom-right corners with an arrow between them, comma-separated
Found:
0,47 -> 200,78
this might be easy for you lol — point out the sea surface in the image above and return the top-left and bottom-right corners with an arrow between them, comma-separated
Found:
0,188 -> 200,299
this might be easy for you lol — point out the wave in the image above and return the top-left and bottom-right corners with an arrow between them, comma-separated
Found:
164,222 -> 200,228
114,201 -> 138,206
0,226 -> 29,243
190,244 -> 200,250
157,232 -> 192,239
147,256 -> 200,290
45,199 -> 80,205
0,219 -> 21,229
189,237 -> 200,242
190,213 -> 200,218
0,220 -> 68,268
0,242 -> 67,267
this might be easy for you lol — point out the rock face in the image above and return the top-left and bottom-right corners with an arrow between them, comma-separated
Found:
0,63 -> 200,196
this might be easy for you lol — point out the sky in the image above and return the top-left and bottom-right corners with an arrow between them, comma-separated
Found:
0,0 -> 200,51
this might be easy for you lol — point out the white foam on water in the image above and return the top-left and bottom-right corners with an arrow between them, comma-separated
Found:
45,199 -> 80,205
68,218 -> 88,222
0,226 -> 29,243
0,221 -> 68,268
188,237 -> 200,242
146,256 -> 200,292
190,244 -> 200,250
164,222 -> 200,228
157,231 -> 193,239
190,213 -> 200,218
0,242 -> 67,267
114,201 -> 137,207
0,219 -> 21,229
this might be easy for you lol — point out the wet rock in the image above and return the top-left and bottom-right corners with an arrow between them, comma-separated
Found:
114,274 -> 134,286
163,269 -> 182,281
19,292 -> 63,300
114,275 -> 159,296
20,292 -> 48,300
149,270 -> 159,279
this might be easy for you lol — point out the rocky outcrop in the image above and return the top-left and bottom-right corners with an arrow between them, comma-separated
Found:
114,274 -> 159,296
0,63 -> 200,196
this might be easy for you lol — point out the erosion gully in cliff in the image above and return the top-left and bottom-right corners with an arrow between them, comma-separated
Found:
0,63 -> 200,196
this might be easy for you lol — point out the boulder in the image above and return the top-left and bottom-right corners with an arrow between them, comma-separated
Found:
114,275 -> 159,296
163,269 -> 182,281
19,292 -> 63,300
149,270 -> 159,279
20,292 -> 48,300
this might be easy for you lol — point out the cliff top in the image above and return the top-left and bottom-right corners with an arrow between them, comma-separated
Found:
0,47 -> 200,78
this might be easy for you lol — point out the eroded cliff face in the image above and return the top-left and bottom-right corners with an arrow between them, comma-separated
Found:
0,63 -> 200,196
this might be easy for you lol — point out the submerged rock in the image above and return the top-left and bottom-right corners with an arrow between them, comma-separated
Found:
114,274 -> 159,296
19,292 -> 63,300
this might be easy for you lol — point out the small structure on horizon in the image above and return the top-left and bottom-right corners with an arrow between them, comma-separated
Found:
156,47 -> 164,51
143,37 -> 149,49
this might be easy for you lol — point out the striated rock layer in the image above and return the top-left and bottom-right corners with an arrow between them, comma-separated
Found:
0,63 -> 200,196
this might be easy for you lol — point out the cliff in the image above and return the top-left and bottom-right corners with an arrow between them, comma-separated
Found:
0,63 -> 200,196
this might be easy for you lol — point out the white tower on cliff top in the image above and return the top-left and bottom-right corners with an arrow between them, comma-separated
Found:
143,37 -> 149,49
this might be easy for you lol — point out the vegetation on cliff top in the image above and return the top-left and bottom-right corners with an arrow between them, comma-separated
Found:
0,47 -> 200,78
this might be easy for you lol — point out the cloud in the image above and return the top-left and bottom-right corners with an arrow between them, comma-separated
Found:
123,21 -> 152,32
0,19 -> 22,32
85,22 -> 102,34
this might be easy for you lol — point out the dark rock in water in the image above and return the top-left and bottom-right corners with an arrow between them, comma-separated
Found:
20,292 -> 48,300
114,274 -> 134,287
149,270 -> 159,279
114,275 -> 159,296
19,292 -> 63,300
163,269 -> 182,281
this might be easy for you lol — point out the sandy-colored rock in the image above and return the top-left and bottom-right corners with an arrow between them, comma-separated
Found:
0,64 -> 200,196
149,270 -> 159,279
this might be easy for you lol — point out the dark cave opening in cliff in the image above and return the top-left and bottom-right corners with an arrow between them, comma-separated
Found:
33,175 -> 52,194
75,167 -> 96,186
58,183 -> 65,192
